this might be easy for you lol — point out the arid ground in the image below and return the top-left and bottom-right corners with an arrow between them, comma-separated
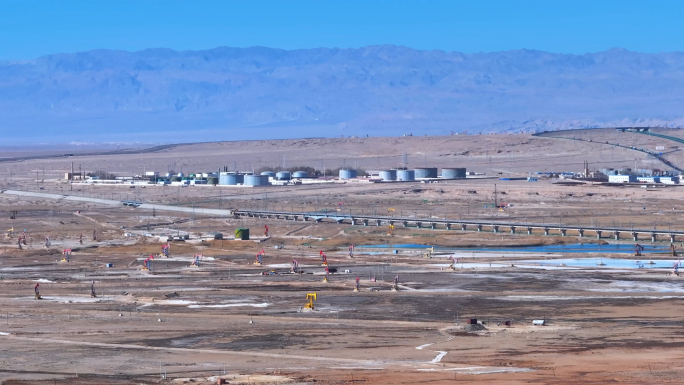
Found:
2,129 -> 684,384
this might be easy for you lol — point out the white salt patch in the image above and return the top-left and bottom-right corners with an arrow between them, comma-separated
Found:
188,303 -> 269,308
161,300 -> 197,305
267,263 -> 294,268
501,295 -> 682,301
46,296 -> 109,303
431,351 -> 448,363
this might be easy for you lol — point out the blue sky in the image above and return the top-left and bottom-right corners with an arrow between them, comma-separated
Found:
1,0 -> 683,60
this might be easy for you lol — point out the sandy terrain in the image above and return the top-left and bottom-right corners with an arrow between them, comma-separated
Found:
1,131 -> 684,384
1,128 -> 680,180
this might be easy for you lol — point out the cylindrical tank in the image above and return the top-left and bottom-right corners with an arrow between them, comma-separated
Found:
219,173 -> 244,185
218,173 -> 231,185
177,172 -> 184,178
207,177 -> 219,185
171,176 -> 181,182
244,175 -> 270,186
379,170 -> 397,181
339,169 -> 357,179
293,171 -> 308,178
397,169 -> 415,181
276,171 -> 291,180
441,168 -> 466,179
165,172 -> 171,178
414,167 -> 438,179
260,171 -> 276,177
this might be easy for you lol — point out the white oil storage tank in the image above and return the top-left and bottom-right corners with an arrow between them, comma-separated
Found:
397,169 -> 415,181
244,175 -> 270,186
414,167 -> 437,179
441,168 -> 466,179
339,169 -> 357,179
379,170 -> 397,181
275,171 -> 291,180
219,172 -> 243,185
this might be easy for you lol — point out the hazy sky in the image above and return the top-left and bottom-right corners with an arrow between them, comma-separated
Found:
1,0 -> 683,60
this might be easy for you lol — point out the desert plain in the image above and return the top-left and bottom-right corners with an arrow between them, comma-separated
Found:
1,128 -> 684,384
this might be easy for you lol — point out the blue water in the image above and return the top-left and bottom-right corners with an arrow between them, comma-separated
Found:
362,243 -> 670,254
364,244 -> 437,249
519,258 -> 680,269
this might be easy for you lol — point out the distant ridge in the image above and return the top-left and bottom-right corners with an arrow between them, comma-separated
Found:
1,45 -> 684,142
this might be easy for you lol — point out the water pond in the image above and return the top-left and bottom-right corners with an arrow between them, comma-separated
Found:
362,243 -> 670,254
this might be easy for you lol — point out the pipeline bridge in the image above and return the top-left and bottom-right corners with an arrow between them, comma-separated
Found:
3,189 -> 681,243
235,209 -> 684,243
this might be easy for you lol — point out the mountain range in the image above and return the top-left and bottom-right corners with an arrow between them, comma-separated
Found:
1,45 -> 684,143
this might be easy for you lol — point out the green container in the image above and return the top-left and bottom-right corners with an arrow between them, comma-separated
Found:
235,228 -> 250,240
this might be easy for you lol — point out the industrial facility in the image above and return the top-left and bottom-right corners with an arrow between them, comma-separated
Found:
71,166 -> 471,187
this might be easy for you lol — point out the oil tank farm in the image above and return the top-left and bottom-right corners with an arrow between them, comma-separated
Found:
379,170 -> 397,181
293,171 -> 308,178
244,174 -> 270,186
397,169 -> 415,181
414,167 -> 438,179
339,169 -> 357,179
219,172 -> 244,185
441,168 -> 466,179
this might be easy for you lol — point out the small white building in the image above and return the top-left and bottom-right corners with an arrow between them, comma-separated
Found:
637,176 -> 660,183
609,175 -> 636,183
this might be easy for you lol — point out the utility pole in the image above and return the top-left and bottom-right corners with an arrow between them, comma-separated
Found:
494,184 -> 498,208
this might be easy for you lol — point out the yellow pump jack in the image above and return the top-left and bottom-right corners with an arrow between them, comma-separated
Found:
304,292 -> 317,310
387,224 -> 395,236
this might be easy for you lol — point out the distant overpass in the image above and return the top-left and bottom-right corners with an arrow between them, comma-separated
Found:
615,127 -> 651,132
4,189 -> 682,243
534,128 -> 684,172
235,209 -> 684,243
